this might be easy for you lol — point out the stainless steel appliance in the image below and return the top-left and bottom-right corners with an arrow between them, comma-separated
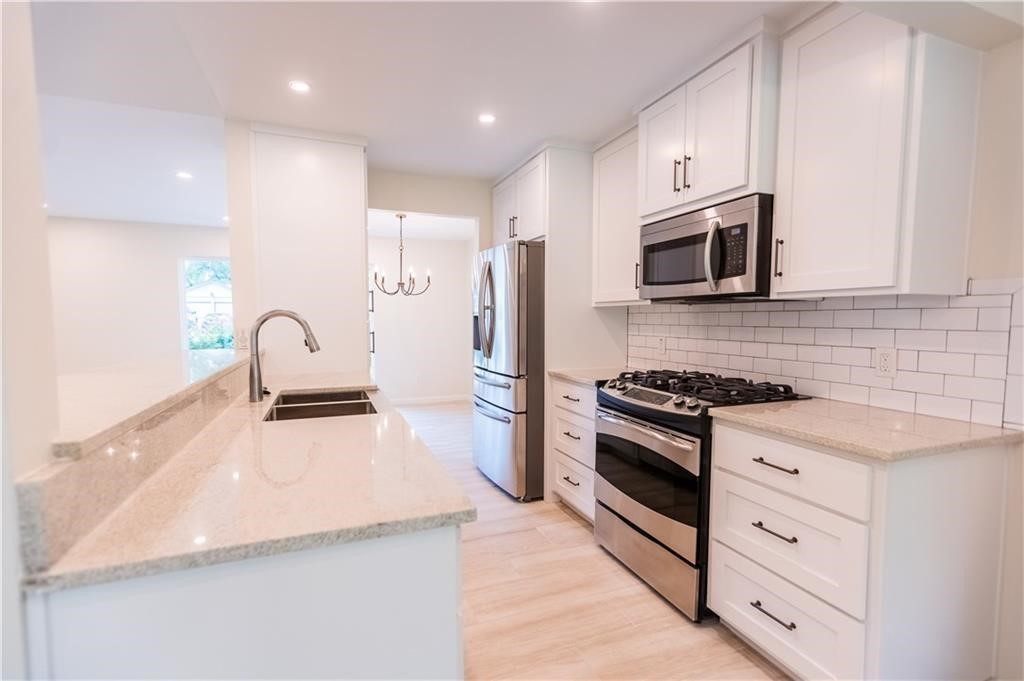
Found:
639,193 -> 773,301
594,369 -> 809,621
472,241 -> 544,500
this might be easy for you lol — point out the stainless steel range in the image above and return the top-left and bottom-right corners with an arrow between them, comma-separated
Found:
594,370 -> 809,621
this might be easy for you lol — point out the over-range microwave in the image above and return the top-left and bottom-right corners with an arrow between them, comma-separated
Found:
639,193 -> 773,301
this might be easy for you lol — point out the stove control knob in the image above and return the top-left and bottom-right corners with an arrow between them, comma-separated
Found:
672,395 -> 687,407
685,396 -> 701,411
606,380 -> 617,390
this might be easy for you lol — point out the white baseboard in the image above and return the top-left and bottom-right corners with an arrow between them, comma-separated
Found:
389,395 -> 472,406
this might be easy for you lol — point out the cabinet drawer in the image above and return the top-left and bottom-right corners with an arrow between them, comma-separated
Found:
711,470 -> 868,618
550,377 -> 596,419
553,407 -> 595,468
553,451 -> 595,521
713,423 -> 872,522
709,542 -> 865,680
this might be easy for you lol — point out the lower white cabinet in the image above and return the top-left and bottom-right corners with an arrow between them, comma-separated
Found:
709,422 -> 1012,680
546,375 -> 598,521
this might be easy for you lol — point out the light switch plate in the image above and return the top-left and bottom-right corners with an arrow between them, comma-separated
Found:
656,337 -> 666,356
875,347 -> 897,378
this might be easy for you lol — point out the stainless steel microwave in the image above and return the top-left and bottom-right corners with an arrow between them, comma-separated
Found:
639,193 -> 773,301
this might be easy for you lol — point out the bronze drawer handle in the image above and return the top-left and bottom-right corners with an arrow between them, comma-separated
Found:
752,520 -> 798,544
750,600 -> 796,631
562,475 -> 580,487
752,456 -> 799,476
562,395 -> 581,403
563,431 -> 581,441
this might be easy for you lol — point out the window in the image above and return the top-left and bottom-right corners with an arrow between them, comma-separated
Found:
182,258 -> 234,350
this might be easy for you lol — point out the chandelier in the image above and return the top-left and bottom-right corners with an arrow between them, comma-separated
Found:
373,213 -> 431,296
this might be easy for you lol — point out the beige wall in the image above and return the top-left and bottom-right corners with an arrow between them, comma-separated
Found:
968,38 -> 1023,280
2,4 -> 60,676
368,169 -> 492,249
224,120 -> 258,335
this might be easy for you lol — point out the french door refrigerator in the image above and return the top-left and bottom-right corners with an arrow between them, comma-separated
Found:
472,240 -> 545,501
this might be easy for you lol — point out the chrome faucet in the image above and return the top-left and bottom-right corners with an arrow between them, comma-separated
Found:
249,309 -> 321,402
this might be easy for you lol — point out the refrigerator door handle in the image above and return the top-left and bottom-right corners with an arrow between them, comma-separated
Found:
477,260 -> 495,358
473,401 -> 511,424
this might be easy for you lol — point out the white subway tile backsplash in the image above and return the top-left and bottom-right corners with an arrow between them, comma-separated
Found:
975,355 -> 1008,379
918,351 -> 974,376
627,285 -> 1016,426
834,310 -> 874,328
783,328 -> 815,344
875,308 -> 921,329
945,375 -> 1006,402
895,330 -> 946,351
815,328 -> 852,346
916,394 -> 971,420
852,328 -> 896,348
893,370 -> 944,395
947,331 -> 1009,355
978,308 -> 1011,331
921,308 -> 978,330
800,311 -> 834,327
869,387 -> 916,411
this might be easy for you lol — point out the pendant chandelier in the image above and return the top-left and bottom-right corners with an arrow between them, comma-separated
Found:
373,213 -> 431,296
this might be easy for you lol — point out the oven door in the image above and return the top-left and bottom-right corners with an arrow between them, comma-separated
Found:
594,409 -> 701,564
639,196 -> 761,300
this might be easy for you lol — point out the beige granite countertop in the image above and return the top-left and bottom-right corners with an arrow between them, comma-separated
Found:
25,372 -> 476,591
54,350 -> 250,458
712,398 -> 1024,461
549,367 -> 629,387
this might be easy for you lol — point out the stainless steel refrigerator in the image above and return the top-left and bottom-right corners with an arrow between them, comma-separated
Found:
472,240 -> 544,501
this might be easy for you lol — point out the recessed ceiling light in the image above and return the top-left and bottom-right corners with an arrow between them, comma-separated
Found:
289,80 -> 311,93
42,202 -> 48,209
176,171 -> 193,180
478,113 -> 496,125
222,215 -> 230,223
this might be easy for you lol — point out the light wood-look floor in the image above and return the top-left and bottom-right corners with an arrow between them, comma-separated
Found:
400,402 -> 786,681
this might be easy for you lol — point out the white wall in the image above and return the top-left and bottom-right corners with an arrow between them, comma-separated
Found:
47,217 -> 229,374
368,236 -> 473,402
2,4 -> 61,676
968,38 -> 1023,280
368,169 -> 493,248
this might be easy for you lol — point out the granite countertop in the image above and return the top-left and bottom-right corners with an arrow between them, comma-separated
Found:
25,373 -> 476,591
54,350 -> 250,458
712,398 -> 1024,461
549,367 -> 629,387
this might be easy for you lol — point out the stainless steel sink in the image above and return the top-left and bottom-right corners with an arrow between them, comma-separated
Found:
263,390 -> 377,421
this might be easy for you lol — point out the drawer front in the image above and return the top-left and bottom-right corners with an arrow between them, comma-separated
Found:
551,377 -> 596,418
553,407 -> 595,468
553,451 -> 595,521
709,542 -> 865,680
713,423 -> 872,522
711,470 -> 869,618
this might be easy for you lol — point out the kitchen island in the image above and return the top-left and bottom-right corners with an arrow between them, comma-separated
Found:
19,373 -> 476,679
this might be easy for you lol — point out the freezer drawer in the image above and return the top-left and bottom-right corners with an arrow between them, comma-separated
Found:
472,399 -> 527,499
473,369 -> 527,413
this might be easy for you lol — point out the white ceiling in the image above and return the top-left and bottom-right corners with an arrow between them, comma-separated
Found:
367,209 -> 477,241
31,1 -> 799,179
38,96 -> 228,227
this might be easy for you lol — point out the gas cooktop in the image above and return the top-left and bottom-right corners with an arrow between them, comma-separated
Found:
599,369 -> 810,418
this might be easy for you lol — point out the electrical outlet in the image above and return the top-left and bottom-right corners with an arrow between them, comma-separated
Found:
236,328 -> 249,350
875,347 -> 897,378
655,336 -> 667,357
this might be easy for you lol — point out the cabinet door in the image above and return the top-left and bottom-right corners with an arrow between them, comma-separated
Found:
592,130 -> 642,305
637,88 -> 686,217
774,7 -> 910,294
683,44 -> 752,204
514,153 -> 546,241
492,176 -> 516,246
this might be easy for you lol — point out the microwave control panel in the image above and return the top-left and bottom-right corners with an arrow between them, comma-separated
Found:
722,224 -> 748,278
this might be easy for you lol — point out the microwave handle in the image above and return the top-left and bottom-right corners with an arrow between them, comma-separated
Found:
704,220 -> 721,292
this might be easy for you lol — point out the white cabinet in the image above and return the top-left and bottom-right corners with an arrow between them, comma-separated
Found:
592,128 -> 643,306
547,374 -> 599,521
251,128 -> 369,376
491,152 -> 547,244
709,421 -> 1011,680
772,6 -> 980,297
637,39 -> 774,223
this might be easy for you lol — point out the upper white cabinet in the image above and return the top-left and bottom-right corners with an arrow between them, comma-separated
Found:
638,37 -> 776,222
492,152 -> 547,244
772,6 -> 981,298
592,128 -> 644,306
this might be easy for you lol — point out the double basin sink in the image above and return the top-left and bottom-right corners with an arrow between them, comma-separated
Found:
263,390 -> 377,422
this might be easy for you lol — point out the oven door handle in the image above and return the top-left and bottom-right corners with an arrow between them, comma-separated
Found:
704,219 -> 721,292
596,411 -> 700,476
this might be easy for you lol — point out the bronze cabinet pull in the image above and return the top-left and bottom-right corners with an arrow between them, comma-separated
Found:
750,600 -> 796,631
752,456 -> 799,476
752,520 -> 798,544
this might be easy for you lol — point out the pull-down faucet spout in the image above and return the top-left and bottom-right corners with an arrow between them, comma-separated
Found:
249,309 -> 321,402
